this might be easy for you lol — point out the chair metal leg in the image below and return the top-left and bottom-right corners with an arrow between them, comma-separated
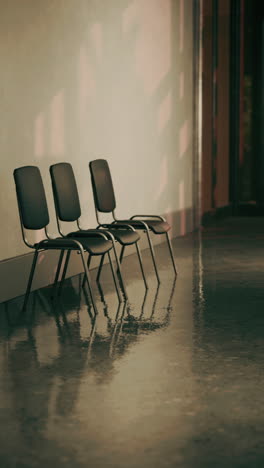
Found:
58,250 -> 71,296
139,288 -> 149,319
112,243 -> 128,301
145,229 -> 161,283
108,251 -> 122,303
96,230 -> 128,301
96,254 -> 105,283
87,255 -> 92,269
135,242 -> 148,289
82,255 -> 92,288
51,250 -> 65,298
80,250 -> 98,315
167,277 -> 177,310
166,232 -> 178,275
96,280 -> 107,313
119,245 -> 125,264
150,283 -> 160,318
22,250 -> 39,313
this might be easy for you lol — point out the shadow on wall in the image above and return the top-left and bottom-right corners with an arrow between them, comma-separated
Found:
1,0 -> 193,263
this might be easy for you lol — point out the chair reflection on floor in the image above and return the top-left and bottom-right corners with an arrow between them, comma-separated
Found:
5,298 -> 97,443
3,276 -> 177,422
53,299 -> 97,365
4,287 -> 53,331
122,278 -> 176,330
107,278 -> 177,358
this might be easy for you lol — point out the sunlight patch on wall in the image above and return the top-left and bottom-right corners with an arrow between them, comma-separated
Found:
38,251 -> 46,265
50,90 -> 65,156
179,71 -> 184,100
30,229 -> 46,246
123,0 -> 171,96
122,0 -> 137,32
155,155 -> 168,201
34,112 -> 45,159
164,205 -> 173,234
79,46 -> 96,118
157,91 -> 172,134
90,23 -> 103,63
179,120 -> 189,159
179,180 -> 186,235
179,0 -> 184,53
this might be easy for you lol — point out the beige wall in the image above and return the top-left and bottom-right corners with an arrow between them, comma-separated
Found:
0,1 -> 194,266
0,0 -> 196,421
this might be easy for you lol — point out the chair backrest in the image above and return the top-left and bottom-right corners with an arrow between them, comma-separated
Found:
50,162 -> 81,222
13,166 -> 50,230
89,159 -> 116,213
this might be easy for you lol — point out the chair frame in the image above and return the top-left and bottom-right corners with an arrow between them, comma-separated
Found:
49,163 -> 125,302
119,213 -> 177,280
14,166 -> 115,317
89,211 -> 148,289
89,159 -> 178,284
53,214 -> 122,303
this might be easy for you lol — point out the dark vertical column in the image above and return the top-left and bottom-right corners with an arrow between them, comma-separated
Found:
229,0 -> 241,212
211,0 -> 218,209
254,1 -> 264,203
201,0 -> 214,216
261,11 -> 264,184
192,0 -> 203,228
239,0 -> 245,179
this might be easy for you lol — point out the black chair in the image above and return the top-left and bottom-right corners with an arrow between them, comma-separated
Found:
93,220 -> 148,290
89,159 -> 177,283
49,162 -> 125,302
13,166 -> 117,316
57,163 -> 148,290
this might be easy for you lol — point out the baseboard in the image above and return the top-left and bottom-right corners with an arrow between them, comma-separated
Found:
0,207 -> 194,303
235,203 -> 264,216
202,205 -> 232,225
0,250 -> 86,304
202,203 -> 264,225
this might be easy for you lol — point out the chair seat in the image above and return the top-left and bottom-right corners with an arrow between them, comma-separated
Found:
101,228 -> 140,246
116,219 -> 170,234
66,232 -> 112,255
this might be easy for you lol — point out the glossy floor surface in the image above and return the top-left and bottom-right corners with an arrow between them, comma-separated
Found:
1,217 -> 264,467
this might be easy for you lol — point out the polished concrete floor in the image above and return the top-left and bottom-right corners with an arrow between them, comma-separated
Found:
1,217 -> 264,467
